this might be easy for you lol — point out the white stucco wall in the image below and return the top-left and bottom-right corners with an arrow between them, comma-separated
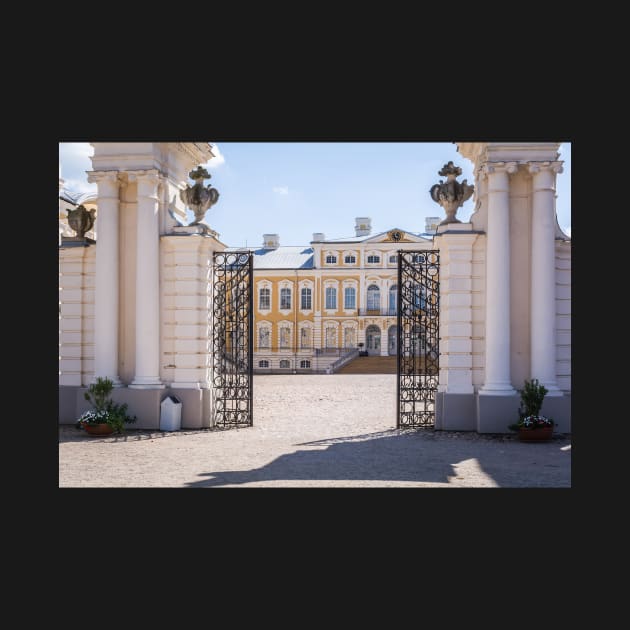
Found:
555,240 -> 571,391
59,245 -> 95,386
471,234 -> 486,388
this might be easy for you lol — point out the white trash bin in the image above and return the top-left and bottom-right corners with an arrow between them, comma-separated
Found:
160,395 -> 182,431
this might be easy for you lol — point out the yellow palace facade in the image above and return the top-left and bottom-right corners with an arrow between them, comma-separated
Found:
228,217 -> 439,373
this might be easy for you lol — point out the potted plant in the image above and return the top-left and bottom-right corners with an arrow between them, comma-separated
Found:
76,377 -> 137,436
509,378 -> 555,441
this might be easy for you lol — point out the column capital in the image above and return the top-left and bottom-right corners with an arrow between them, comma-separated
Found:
129,169 -> 161,200
86,171 -> 122,198
87,170 -> 121,184
124,168 -> 161,184
528,161 -> 563,175
483,161 -> 519,177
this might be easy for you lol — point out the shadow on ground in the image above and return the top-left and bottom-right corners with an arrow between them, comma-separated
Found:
184,429 -> 571,488
58,426 -> 218,443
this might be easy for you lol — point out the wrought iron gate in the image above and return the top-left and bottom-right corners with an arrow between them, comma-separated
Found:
397,250 -> 440,427
212,251 -> 253,427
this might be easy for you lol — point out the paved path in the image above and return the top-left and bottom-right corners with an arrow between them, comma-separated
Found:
58,375 -> 571,487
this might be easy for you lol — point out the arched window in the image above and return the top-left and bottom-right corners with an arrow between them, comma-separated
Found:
344,287 -> 356,309
259,287 -> 270,310
367,254 -> 380,264
279,359 -> 291,369
389,284 -> 397,313
367,284 -> 380,310
344,254 -> 356,264
301,287 -> 312,310
326,254 -> 337,264
325,287 -> 337,310
258,360 -> 270,368
259,327 -> 270,349
300,360 -> 311,369
280,287 -> 291,310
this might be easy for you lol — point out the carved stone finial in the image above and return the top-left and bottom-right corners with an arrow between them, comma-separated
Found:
429,161 -> 474,225
188,166 -> 211,181
180,165 -> 220,225
438,161 -> 462,178
66,205 -> 96,238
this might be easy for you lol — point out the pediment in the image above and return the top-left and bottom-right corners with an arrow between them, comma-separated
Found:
364,228 -> 432,244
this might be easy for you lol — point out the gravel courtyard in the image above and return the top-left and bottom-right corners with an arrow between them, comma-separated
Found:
58,375 -> 571,488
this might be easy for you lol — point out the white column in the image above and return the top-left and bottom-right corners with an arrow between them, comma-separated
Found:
529,161 -> 563,395
481,163 -> 517,394
87,171 -> 121,385
130,170 -> 164,388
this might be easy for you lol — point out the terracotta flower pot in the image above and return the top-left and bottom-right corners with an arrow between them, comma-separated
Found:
84,423 -> 114,436
518,426 -> 553,442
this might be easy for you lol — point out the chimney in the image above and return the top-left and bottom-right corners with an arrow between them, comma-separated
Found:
312,232 -> 326,242
355,217 -> 372,237
263,234 -> 280,249
425,217 -> 440,235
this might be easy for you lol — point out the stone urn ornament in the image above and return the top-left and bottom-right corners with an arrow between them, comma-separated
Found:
180,166 -> 220,226
66,204 -> 96,238
429,161 -> 474,225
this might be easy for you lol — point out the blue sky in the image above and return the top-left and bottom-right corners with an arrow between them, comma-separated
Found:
59,142 -> 571,246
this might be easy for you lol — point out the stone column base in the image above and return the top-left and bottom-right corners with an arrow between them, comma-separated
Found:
541,394 -> 571,433
476,392 -> 520,433
169,387 -> 213,429
435,393 -> 476,431
60,385 -> 214,430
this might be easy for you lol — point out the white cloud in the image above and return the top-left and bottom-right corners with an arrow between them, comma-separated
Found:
59,143 -> 94,193
63,178 -> 97,195
272,186 -> 289,195
205,143 -> 225,169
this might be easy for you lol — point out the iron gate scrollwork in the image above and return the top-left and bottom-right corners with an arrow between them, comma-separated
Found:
212,251 -> 253,428
397,250 -> 439,427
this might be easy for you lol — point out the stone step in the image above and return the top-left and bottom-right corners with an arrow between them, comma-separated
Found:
336,356 -> 397,374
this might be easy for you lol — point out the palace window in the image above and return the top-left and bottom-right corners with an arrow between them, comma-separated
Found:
280,287 -> 291,310
279,360 -> 291,369
258,360 -> 270,368
389,284 -> 397,312
325,328 -> 337,348
344,327 -> 356,348
413,284 -> 427,310
344,287 -> 356,309
300,360 -> 311,369
389,255 -> 397,263
344,254 -> 356,264
300,327 -> 311,349
259,287 -> 270,310
367,284 -> 380,310
367,255 -> 380,264
412,254 -> 425,264
259,327 -> 270,349
326,254 -> 337,264
279,327 -> 291,348
301,287 -> 312,310
325,287 -> 337,310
